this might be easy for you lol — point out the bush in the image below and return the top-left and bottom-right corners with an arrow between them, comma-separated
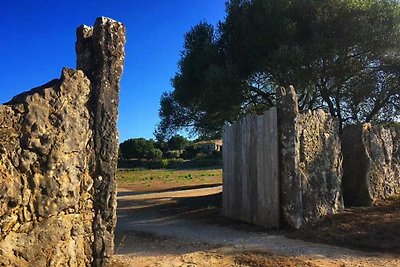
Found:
148,159 -> 168,169
166,158 -> 185,168
118,158 -> 222,170
212,150 -> 222,159
195,152 -> 208,160
148,148 -> 163,160
118,159 -> 146,169
182,145 -> 202,159
167,135 -> 190,151
164,150 -> 182,159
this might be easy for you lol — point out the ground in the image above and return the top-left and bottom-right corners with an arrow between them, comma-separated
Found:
288,196 -> 400,254
113,168 -> 400,267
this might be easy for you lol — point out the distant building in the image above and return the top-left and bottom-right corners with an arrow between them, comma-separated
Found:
195,139 -> 223,154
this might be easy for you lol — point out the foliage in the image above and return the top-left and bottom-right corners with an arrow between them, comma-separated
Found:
167,135 -> 190,150
182,144 -> 202,159
148,148 -> 163,160
157,0 -> 400,137
195,152 -> 208,160
154,139 -> 168,153
212,150 -> 222,159
164,150 -> 182,159
119,138 -> 162,160
118,158 -> 222,170
165,158 -> 185,168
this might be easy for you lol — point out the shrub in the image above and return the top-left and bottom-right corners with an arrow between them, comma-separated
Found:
164,150 -> 182,159
166,158 -> 185,168
148,159 -> 168,169
182,145 -> 202,159
148,148 -> 163,160
195,152 -> 208,160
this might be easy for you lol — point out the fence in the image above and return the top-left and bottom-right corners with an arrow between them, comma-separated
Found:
222,86 -> 344,229
222,108 -> 280,228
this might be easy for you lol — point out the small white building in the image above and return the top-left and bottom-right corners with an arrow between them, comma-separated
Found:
195,139 -> 223,154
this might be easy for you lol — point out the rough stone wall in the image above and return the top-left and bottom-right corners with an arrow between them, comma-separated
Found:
342,124 -> 400,206
0,17 -> 125,267
277,86 -> 343,229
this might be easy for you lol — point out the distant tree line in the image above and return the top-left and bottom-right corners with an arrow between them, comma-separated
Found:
119,138 -> 163,160
156,0 -> 400,139
119,135 -> 221,161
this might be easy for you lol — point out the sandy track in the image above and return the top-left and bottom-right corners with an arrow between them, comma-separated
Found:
114,185 -> 399,267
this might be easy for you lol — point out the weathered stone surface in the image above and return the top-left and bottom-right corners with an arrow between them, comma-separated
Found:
76,17 -> 126,267
0,69 -> 93,266
0,17 -> 125,266
277,86 -> 343,229
342,123 -> 400,206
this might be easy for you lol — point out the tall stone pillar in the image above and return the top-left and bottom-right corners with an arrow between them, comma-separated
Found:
76,17 -> 126,267
342,124 -> 400,206
277,86 -> 343,229
276,86 -> 303,229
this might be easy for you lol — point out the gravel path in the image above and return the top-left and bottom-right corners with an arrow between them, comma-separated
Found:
114,186 -> 399,267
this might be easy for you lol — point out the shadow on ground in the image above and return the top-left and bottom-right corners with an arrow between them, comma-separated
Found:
288,195 -> 400,254
114,184 -> 400,267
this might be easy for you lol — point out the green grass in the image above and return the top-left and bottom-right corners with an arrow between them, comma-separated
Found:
117,168 -> 222,189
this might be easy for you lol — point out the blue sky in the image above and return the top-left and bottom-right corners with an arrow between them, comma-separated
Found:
0,0 -> 226,142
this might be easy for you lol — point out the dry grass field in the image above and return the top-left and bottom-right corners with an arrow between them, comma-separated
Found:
116,168 -> 222,193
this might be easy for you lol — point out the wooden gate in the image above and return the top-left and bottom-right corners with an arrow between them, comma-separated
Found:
222,108 -> 279,228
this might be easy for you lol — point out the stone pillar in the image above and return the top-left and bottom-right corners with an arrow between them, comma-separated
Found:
276,86 -> 303,229
76,17 -> 126,267
342,124 -> 400,206
277,86 -> 343,229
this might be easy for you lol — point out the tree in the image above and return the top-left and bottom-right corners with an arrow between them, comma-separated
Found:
147,148 -> 163,160
157,0 -> 400,137
156,22 -> 244,139
167,135 -> 190,151
182,144 -> 202,160
119,138 -> 162,160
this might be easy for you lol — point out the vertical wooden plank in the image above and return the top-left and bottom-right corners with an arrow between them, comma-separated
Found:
230,121 -> 236,219
267,108 -> 280,227
240,116 -> 245,221
256,113 -> 266,226
225,122 -> 234,218
222,123 -> 229,217
273,107 -> 280,227
238,116 -> 244,221
249,114 -> 258,224
253,108 -> 280,228
242,115 -> 252,222
234,119 -> 242,220
265,109 -> 273,227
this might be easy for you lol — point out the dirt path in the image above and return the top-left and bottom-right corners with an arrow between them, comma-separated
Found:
114,185 -> 399,267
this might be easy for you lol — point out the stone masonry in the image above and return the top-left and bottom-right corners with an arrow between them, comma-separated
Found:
277,86 -> 344,229
0,17 -> 125,267
342,123 -> 400,206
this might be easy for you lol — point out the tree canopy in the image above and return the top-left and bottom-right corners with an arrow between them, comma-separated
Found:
167,135 -> 190,151
157,0 -> 400,138
120,135 -> 191,160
